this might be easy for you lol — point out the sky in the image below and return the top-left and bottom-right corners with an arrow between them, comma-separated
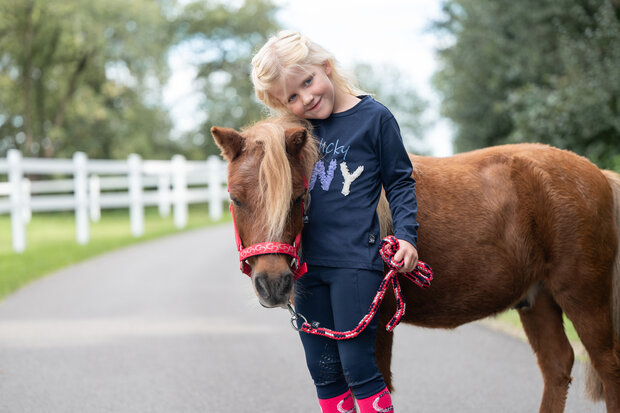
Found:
164,0 -> 454,156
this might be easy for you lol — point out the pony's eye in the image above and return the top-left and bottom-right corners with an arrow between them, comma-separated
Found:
230,197 -> 242,207
293,192 -> 306,205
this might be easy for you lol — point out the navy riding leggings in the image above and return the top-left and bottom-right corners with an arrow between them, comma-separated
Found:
294,265 -> 387,400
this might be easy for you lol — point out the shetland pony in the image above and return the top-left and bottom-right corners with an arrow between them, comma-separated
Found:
211,117 -> 620,413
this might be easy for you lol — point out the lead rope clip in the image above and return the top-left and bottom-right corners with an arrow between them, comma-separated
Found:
287,302 -> 307,332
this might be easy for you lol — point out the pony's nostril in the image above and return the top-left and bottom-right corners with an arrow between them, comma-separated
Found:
254,274 -> 270,299
277,272 -> 293,296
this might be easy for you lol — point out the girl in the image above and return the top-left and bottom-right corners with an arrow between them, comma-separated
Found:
251,31 -> 419,413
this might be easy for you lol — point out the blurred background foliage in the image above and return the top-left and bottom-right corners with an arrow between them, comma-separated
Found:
0,0 -> 177,159
434,0 -> 620,169
0,0 -> 618,169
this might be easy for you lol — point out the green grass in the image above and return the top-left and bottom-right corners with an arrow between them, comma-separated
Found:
0,206 -> 230,299
495,309 -> 580,342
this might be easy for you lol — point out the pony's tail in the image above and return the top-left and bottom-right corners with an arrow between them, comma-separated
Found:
586,170 -> 620,400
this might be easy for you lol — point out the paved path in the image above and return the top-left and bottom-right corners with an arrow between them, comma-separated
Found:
0,225 -> 606,412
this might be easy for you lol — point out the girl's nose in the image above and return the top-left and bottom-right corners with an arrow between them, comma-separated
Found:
301,91 -> 313,105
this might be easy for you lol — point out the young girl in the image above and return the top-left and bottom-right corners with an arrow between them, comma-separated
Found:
251,31 -> 419,413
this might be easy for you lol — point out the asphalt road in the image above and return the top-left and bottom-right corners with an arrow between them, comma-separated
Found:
0,224 -> 606,412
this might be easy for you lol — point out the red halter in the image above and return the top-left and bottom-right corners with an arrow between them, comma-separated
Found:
230,202 -> 307,280
229,167 -> 309,280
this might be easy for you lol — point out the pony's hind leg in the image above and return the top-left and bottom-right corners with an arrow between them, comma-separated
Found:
559,292 -> 620,412
518,287 -> 574,413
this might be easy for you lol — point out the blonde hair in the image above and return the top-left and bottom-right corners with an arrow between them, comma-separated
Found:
251,30 -> 365,115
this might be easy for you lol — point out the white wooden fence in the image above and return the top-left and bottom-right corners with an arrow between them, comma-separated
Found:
0,149 -> 228,253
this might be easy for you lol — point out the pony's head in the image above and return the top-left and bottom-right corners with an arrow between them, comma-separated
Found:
211,117 -> 318,308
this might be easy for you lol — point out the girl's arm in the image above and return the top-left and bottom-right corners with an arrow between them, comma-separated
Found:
378,115 -> 419,272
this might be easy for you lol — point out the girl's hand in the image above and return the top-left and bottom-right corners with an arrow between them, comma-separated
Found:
393,239 -> 418,273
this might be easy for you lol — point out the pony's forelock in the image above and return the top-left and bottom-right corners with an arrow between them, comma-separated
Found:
257,123 -> 293,241
243,118 -> 318,242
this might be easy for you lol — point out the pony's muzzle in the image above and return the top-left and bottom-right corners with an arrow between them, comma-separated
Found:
254,271 -> 293,308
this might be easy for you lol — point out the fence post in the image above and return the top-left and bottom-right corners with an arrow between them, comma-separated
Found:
8,149 -> 26,253
172,154 -> 187,229
207,156 -> 223,221
128,153 -> 144,237
89,175 -> 101,222
157,172 -> 171,217
22,178 -> 32,223
73,151 -> 89,245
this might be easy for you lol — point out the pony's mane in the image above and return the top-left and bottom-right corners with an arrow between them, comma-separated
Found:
242,116 -> 318,241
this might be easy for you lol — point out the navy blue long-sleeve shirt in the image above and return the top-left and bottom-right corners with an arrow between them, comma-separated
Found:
302,96 -> 419,271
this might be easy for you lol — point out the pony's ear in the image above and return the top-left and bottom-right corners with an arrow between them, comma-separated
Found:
211,127 -> 244,162
284,127 -> 308,157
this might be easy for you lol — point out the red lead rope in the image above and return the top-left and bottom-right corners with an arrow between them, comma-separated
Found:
289,236 -> 433,340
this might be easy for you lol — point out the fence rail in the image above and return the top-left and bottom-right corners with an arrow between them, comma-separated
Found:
0,149 -> 228,252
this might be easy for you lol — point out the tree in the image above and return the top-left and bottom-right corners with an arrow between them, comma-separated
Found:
0,0 -> 286,161
172,0 -> 281,159
433,0 -> 620,169
506,1 -> 620,169
0,0 -> 176,159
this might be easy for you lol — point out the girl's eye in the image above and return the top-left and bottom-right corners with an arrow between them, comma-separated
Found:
304,76 -> 313,86
288,94 -> 297,103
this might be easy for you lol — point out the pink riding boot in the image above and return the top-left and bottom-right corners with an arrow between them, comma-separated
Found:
356,388 -> 393,412
318,390 -> 357,413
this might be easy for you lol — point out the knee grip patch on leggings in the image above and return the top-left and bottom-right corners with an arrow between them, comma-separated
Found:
311,342 -> 344,386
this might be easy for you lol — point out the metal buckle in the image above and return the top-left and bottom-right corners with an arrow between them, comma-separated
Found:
287,302 -> 307,331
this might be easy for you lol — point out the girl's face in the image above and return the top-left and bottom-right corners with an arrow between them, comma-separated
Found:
269,63 -> 336,120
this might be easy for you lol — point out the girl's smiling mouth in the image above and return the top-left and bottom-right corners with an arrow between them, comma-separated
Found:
308,98 -> 321,112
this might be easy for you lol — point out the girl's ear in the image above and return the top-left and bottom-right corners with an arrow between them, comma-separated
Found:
323,60 -> 332,76
211,127 -> 244,162
284,127 -> 308,157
